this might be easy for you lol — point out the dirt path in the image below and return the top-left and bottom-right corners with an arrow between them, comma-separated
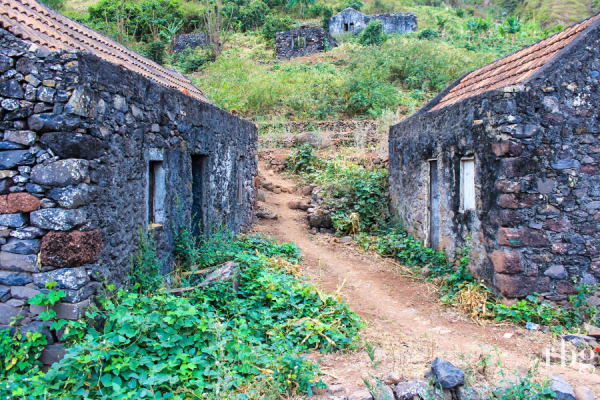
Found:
252,162 -> 600,397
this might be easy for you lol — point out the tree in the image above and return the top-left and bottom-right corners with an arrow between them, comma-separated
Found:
261,15 -> 294,43
203,0 -> 234,58
504,15 -> 522,41
285,0 -> 316,17
159,19 -> 184,53
40,0 -> 65,10
359,20 -> 387,46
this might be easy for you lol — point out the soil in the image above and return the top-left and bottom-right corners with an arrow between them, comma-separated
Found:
252,161 -> 600,398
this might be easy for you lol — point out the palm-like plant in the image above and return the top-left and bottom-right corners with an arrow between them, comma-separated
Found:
504,15 -> 521,41
159,19 -> 184,53
436,15 -> 447,36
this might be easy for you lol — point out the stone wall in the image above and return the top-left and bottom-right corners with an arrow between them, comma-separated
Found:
173,32 -> 209,53
0,26 -> 257,357
389,23 -> 600,300
275,28 -> 339,59
329,8 -> 417,35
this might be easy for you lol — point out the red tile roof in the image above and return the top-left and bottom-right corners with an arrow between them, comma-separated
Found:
430,14 -> 600,111
0,0 -> 209,102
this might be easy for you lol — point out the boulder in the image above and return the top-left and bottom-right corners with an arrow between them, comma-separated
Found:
10,226 -> 47,239
0,303 -> 26,325
40,230 -> 102,267
425,357 -> 465,389
0,79 -> 24,99
33,267 -> 89,290
27,113 -> 80,133
39,344 -> 67,365
372,381 -> 394,400
550,376 -> 575,400
308,213 -> 333,228
62,281 -> 100,303
0,213 -> 28,228
64,86 -> 98,118
2,238 -> 41,255
383,372 -> 402,385
294,132 -> 331,149
30,159 -> 89,187
0,284 -> 9,301
348,390 -> 374,400
0,251 -> 39,272
574,386 -> 595,400
256,210 -> 278,219
584,323 -> 600,339
4,130 -> 37,146
0,150 -> 36,169
0,193 -> 41,213
40,132 -> 104,160
394,379 -> 428,400
47,184 -> 90,209
19,321 -> 53,344
0,270 -> 32,286
30,208 -> 87,231
10,285 -> 40,300
30,299 -> 90,320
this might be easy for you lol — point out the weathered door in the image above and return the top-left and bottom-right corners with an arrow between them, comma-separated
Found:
429,160 -> 440,250
192,155 -> 208,236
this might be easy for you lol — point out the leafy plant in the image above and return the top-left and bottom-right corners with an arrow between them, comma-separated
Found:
288,143 -> 319,173
129,228 -> 163,292
2,234 -> 362,399
359,20 -> 387,46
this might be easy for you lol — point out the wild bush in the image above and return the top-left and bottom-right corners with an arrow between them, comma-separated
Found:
359,20 -> 387,46
1,234 -> 363,399
261,14 -> 294,42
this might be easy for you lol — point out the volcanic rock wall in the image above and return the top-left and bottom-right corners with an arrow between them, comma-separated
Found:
389,24 -> 600,299
0,27 -> 257,350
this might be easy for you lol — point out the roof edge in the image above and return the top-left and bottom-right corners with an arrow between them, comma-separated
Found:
419,12 -> 600,114
525,13 -> 600,84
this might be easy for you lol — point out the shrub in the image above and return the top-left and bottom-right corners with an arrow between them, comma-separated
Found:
359,20 -> 387,46
230,0 -> 272,32
288,143 -> 320,173
144,41 -> 167,64
418,27 -> 440,39
173,48 -> 215,72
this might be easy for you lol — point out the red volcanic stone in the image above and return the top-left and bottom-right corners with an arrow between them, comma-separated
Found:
491,250 -> 523,274
581,165 -> 597,174
491,210 -> 525,227
547,218 -> 572,233
7,193 -> 40,213
497,194 -> 538,209
556,280 -> 577,295
492,141 -> 524,157
499,228 -> 549,247
494,273 -> 550,298
40,230 -> 102,268
552,243 -> 568,254
503,158 -> 536,178
0,193 -> 41,213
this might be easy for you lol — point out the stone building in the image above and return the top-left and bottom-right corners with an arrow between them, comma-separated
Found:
276,27 -> 338,59
389,14 -> 600,299
173,32 -> 209,53
328,8 -> 417,35
0,0 -> 257,336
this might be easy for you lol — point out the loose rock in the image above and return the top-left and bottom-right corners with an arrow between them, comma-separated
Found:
550,376 -> 576,400
425,357 -> 465,389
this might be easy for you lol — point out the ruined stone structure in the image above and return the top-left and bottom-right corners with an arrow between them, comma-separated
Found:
0,0 -> 257,352
390,14 -> 600,299
276,28 -> 338,59
328,8 -> 417,35
173,32 -> 209,53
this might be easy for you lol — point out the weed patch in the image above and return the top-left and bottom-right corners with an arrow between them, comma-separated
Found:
1,234 -> 363,399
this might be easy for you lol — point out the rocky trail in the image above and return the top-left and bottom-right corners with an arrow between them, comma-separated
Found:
252,161 -> 600,399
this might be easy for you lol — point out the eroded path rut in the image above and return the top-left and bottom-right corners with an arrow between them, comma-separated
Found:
252,162 -> 600,397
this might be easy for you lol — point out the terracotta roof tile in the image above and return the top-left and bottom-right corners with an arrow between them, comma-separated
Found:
0,0 -> 209,102
430,14 -> 600,111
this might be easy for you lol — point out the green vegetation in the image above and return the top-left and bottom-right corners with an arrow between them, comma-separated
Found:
1,233 -> 363,399
61,0 -> 588,122
286,145 -> 599,332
